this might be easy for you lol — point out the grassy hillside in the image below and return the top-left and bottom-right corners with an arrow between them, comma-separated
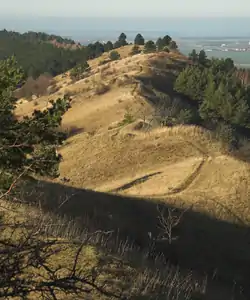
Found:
2,199 -> 204,300
4,43 -> 250,299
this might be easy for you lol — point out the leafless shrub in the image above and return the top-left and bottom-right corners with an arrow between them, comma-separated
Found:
15,74 -> 53,99
14,76 -> 36,99
35,74 -> 53,95
93,82 -> 110,95
147,205 -> 188,265
156,205 -> 185,245
154,97 -> 180,121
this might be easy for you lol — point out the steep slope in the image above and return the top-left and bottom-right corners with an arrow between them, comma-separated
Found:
16,47 -> 250,225
12,47 -> 250,299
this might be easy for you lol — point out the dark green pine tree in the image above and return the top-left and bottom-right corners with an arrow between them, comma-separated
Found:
174,67 -> 190,95
104,41 -> 114,52
162,35 -> 172,46
0,56 -> 71,191
224,58 -> 235,73
134,33 -> 145,45
169,40 -> 178,50
232,98 -> 250,127
198,50 -> 208,66
118,33 -> 128,47
189,49 -> 198,63
143,40 -> 156,53
175,66 -> 207,102
199,73 -> 218,121
156,38 -> 164,51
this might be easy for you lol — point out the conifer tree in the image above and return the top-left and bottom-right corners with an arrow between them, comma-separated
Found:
143,40 -> 156,53
162,35 -> 172,46
156,38 -> 164,51
198,50 -> 208,66
189,49 -> 198,63
118,33 -> 128,47
134,33 -> 145,45
0,56 -> 70,191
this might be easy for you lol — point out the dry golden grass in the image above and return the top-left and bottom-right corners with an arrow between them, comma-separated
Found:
15,47 -> 250,228
7,46 -> 250,300
1,198 -> 207,300
56,121 -> 250,225
93,81 -> 110,95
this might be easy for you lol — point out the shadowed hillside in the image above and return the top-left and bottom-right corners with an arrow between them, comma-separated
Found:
3,33 -> 250,299
23,179 -> 250,299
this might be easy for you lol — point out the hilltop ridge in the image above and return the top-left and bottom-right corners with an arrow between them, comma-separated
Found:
2,30 -> 250,299
16,45 -> 250,225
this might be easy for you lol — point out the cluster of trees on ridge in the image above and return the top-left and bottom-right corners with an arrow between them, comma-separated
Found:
169,49 -> 250,147
0,30 -> 178,96
0,29 -> 76,44
0,30 -> 178,81
131,33 -> 178,54
70,33 -> 178,81
0,29 -> 108,78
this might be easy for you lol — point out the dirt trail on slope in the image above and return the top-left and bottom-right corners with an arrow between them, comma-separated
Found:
106,134 -> 211,197
15,49 -> 250,225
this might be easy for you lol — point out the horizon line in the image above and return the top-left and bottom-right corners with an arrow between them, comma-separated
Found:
1,15 -> 250,19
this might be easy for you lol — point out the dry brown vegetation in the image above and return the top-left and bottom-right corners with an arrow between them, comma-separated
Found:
1,197 -> 208,300
14,48 -> 250,215
11,45 -> 250,299
93,81 -> 110,95
15,73 -> 54,99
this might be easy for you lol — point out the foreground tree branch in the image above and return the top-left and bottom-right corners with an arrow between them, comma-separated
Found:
0,216 -> 125,300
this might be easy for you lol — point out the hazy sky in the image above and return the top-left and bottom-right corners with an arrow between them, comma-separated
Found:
2,0 -> 250,18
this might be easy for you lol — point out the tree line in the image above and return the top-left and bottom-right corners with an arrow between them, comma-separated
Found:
0,29 -> 76,44
173,49 -> 250,146
0,30 -> 178,81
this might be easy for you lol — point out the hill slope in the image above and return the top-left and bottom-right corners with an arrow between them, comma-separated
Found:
12,46 -> 250,299
16,46 -> 250,225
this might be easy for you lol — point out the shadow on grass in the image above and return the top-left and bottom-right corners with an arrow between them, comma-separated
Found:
23,179 -> 250,298
64,126 -> 85,138
137,68 -> 250,166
